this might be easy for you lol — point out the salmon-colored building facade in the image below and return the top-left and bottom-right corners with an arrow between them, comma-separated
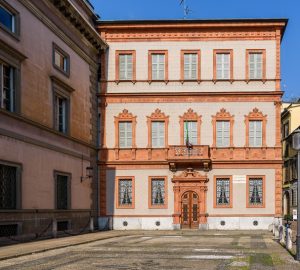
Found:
97,19 -> 287,230
0,0 -> 106,240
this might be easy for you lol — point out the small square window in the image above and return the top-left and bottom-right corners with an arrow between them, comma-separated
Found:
53,44 -> 70,76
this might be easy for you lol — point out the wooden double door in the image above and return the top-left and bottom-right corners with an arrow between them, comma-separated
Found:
181,191 -> 199,229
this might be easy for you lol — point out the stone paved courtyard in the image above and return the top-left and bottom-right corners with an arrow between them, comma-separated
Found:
0,231 -> 299,270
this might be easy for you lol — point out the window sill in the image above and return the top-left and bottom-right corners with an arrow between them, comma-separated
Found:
149,205 -> 168,209
0,24 -> 20,41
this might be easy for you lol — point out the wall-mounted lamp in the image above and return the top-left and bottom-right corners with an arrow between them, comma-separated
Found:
81,166 -> 93,182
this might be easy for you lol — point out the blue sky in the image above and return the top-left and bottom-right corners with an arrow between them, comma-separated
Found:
91,0 -> 300,100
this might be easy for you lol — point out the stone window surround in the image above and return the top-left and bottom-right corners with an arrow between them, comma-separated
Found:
148,176 -> 168,209
147,109 -> 169,149
244,108 -> 267,148
211,108 -> 234,148
52,42 -> 70,77
53,170 -> 71,210
0,42 -> 24,114
213,49 -> 234,82
114,109 -> 137,149
148,50 -> 168,83
51,76 -> 74,135
115,50 -> 136,83
179,108 -> 202,145
180,49 -> 201,82
245,49 -> 266,82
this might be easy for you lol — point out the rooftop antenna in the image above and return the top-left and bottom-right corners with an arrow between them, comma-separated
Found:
180,0 -> 191,19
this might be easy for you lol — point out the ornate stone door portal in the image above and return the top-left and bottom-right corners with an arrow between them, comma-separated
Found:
172,168 -> 208,229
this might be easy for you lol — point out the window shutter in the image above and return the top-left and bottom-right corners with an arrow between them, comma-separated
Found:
249,120 -> 262,147
249,121 -> 255,147
126,122 -> 132,147
223,121 -> 230,147
249,53 -> 262,79
119,122 -> 126,148
158,122 -> 165,147
184,121 -> 197,145
223,54 -> 230,79
256,54 -> 262,79
216,121 -> 223,147
216,54 -> 223,79
184,53 -> 197,80
119,54 -> 133,80
152,122 -> 165,148
152,54 -> 165,80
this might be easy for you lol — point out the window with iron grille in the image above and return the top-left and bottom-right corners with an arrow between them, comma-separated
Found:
291,188 -> 297,207
0,62 -> 15,112
216,178 -> 230,206
0,164 -> 18,209
118,179 -> 132,206
248,178 -> 263,206
55,173 -> 70,210
151,178 -> 165,205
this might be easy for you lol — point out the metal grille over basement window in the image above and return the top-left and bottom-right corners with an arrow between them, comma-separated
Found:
0,164 -> 17,209
151,178 -> 165,205
216,178 -> 230,206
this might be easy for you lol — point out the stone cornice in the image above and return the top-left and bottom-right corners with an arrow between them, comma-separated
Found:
18,0 -> 104,66
49,0 -> 107,49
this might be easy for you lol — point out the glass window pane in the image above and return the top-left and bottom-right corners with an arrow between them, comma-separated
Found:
56,175 -> 69,209
0,164 -> 17,209
151,178 -> 165,205
0,6 -> 14,32
216,178 -> 230,205
249,178 -> 263,205
118,179 -> 132,205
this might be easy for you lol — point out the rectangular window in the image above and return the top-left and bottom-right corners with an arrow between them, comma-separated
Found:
249,120 -> 262,147
118,179 -> 133,206
216,53 -> 230,80
150,178 -> 165,206
0,164 -> 17,209
184,53 -> 197,80
283,122 -> 289,138
54,94 -> 68,133
152,121 -> 165,148
119,121 -> 132,148
55,173 -> 70,210
152,54 -> 165,80
216,178 -> 230,206
248,177 -> 263,207
292,187 -> 297,207
184,121 -> 197,145
119,54 -> 133,80
249,53 -> 263,79
0,4 -> 15,33
216,121 -> 230,147
0,63 -> 15,112
53,44 -> 70,76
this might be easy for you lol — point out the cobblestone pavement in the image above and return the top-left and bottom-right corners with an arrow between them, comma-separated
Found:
0,230 -> 299,270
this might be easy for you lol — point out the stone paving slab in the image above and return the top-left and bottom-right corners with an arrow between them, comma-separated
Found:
0,230 -> 299,269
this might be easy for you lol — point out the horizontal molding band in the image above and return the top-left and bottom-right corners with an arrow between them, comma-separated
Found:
102,214 -> 275,218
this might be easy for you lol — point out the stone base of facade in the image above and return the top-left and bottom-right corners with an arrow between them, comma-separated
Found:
99,216 -> 276,230
207,217 -> 275,230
